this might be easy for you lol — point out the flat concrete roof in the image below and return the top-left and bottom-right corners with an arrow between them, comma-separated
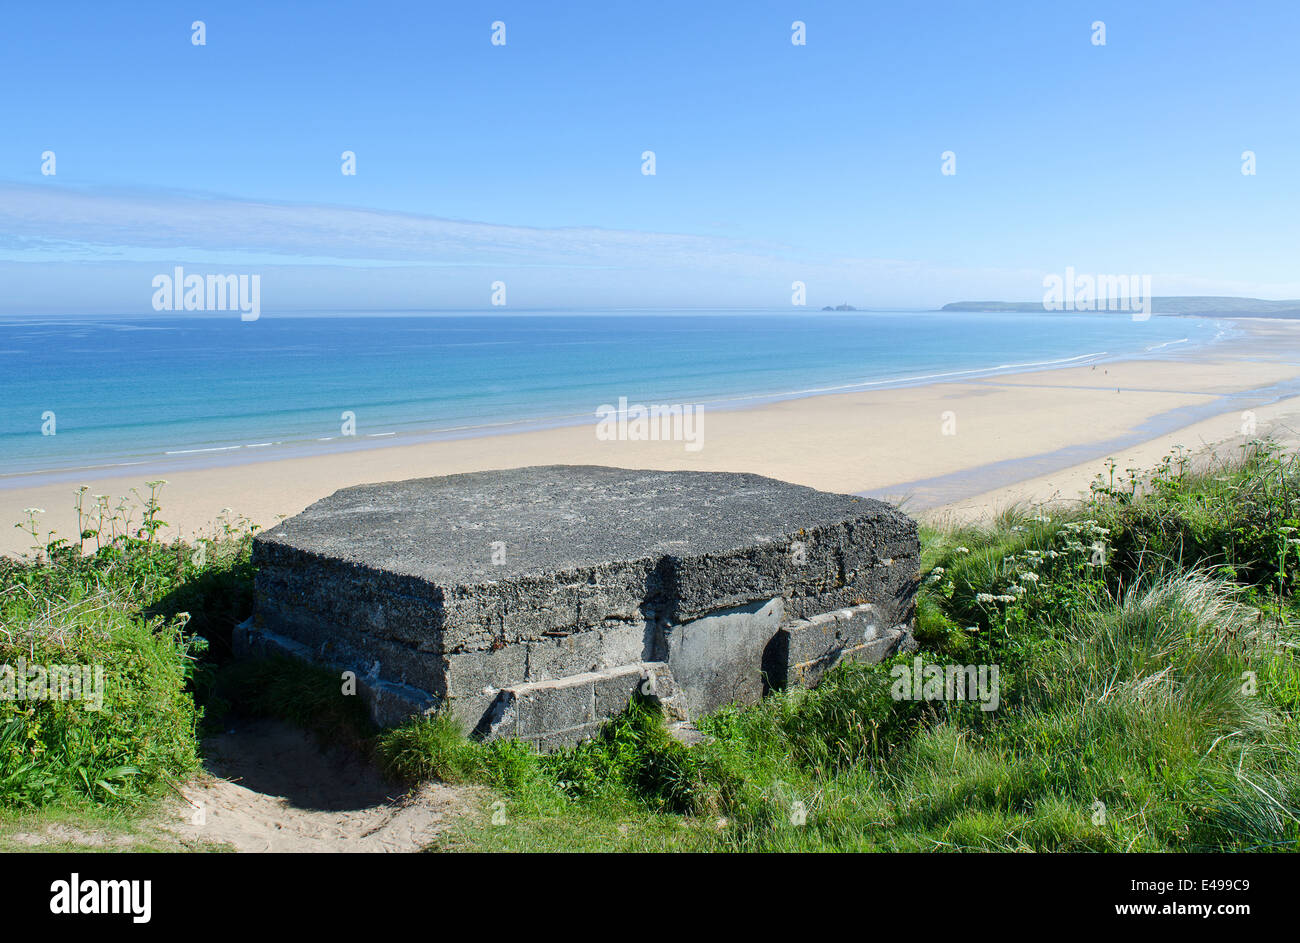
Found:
255,465 -> 900,587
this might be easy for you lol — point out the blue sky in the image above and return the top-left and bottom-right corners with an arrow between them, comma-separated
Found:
2,0 -> 1298,313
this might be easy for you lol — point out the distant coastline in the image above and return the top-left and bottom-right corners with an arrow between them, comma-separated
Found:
941,296 -> 1300,318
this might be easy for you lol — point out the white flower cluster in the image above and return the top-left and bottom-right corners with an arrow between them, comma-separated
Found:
970,516 -> 1116,610
1057,519 -> 1111,564
1060,519 -> 1110,538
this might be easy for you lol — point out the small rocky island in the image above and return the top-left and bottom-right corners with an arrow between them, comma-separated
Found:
239,466 -> 919,749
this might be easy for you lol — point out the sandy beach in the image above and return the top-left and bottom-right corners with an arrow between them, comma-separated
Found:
5,317 -> 1300,559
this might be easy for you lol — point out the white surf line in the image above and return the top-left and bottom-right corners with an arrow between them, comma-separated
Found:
387,414 -> 596,435
134,352 -> 1119,463
317,350 -> 1116,437
0,459 -> 146,481
165,445 -> 242,455
1146,338 -> 1189,351
342,351 -> 1120,434
689,351 -> 1112,405
202,351 -> 1119,448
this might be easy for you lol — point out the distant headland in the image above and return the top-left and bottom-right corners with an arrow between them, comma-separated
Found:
941,296 -> 1300,318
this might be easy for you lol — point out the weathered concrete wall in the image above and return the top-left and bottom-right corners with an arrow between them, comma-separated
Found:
246,466 -> 919,746
766,603 -> 915,690
480,662 -> 686,751
663,597 -> 786,718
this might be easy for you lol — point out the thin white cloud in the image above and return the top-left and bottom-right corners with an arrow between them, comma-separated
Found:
0,183 -> 777,270
2,183 -> 1296,312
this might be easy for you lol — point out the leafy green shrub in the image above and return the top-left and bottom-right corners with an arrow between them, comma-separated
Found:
1093,442 -> 1300,595
1,489 -> 254,811
0,594 -> 200,808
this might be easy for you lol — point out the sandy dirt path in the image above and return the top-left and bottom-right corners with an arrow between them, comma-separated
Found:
160,720 -> 478,853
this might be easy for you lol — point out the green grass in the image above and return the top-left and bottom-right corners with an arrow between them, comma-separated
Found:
1,488 -> 253,817
392,442 -> 1300,852
4,445 -> 1299,852
0,802 -> 230,853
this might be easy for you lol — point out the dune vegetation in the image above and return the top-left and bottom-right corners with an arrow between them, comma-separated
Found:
2,445 -> 1298,852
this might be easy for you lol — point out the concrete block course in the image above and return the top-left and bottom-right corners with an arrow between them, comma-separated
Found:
772,603 -> 916,689
480,662 -> 683,750
250,465 -> 918,749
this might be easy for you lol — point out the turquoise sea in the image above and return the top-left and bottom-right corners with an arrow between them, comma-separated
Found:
0,310 -> 1230,483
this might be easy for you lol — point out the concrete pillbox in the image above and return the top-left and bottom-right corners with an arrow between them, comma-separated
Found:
242,465 -> 919,748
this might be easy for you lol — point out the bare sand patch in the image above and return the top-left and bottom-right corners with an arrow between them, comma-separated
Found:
160,720 -> 477,853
